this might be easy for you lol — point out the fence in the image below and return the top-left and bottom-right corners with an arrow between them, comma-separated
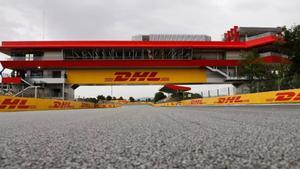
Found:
197,87 -> 235,98
236,76 -> 300,94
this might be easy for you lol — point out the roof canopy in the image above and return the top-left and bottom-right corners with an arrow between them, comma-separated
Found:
0,34 -> 279,53
159,84 -> 191,94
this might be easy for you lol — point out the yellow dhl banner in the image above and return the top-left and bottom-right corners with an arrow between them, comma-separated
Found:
155,89 -> 300,106
0,95 -> 121,112
66,69 -> 207,85
0,96 -> 95,112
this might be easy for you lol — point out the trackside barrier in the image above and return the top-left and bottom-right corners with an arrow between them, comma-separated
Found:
154,89 -> 300,107
126,102 -> 154,105
95,103 -> 121,108
0,95 -> 120,112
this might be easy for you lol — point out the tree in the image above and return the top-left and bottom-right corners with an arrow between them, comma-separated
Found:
153,92 -> 167,103
97,95 -> 106,101
83,97 -> 97,103
112,97 -> 117,100
118,96 -> 124,100
129,97 -> 135,102
106,95 -> 112,101
239,51 -> 268,92
283,25 -> 300,75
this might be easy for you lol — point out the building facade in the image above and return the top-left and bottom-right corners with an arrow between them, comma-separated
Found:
0,26 -> 289,100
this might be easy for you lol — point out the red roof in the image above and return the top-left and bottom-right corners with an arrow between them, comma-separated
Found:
160,84 -> 191,93
0,35 -> 280,52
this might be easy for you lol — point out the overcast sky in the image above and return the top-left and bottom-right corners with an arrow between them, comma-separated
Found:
0,0 -> 299,99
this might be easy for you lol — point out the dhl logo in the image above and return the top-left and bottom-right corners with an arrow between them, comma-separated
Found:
217,96 -> 249,104
0,98 -> 36,109
81,103 -> 93,108
274,92 -> 300,101
104,72 -> 169,82
190,99 -> 203,104
49,101 -> 74,109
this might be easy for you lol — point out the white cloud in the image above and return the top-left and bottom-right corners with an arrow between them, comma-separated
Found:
0,0 -> 299,98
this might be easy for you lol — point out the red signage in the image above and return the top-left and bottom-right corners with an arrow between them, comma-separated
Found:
274,92 -> 300,101
190,99 -> 204,104
217,96 -> 249,104
105,72 -> 169,82
81,103 -> 93,108
49,101 -> 73,109
0,99 -> 36,109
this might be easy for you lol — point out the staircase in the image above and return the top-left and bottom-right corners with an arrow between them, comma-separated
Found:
14,79 -> 40,98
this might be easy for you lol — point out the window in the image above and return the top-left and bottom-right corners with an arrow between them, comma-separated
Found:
52,71 -> 62,78
30,70 -> 43,78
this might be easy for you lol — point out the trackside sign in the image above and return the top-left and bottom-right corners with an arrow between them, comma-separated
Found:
0,98 -> 36,109
0,96 -> 95,112
66,69 -> 207,85
158,89 -> 300,107
104,72 -> 169,82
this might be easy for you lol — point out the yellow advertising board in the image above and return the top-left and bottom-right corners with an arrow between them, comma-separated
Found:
66,69 -> 207,85
155,89 -> 300,107
0,95 -> 96,112
0,96 -> 120,112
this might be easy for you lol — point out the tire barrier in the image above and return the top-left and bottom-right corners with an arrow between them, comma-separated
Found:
154,89 -> 300,107
0,95 -> 120,112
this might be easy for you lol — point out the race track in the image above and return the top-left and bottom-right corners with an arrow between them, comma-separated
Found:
0,105 -> 299,168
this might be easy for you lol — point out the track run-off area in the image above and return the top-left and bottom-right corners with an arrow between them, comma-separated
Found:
0,105 -> 299,168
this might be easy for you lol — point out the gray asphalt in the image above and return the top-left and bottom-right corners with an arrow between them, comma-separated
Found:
0,105 -> 299,169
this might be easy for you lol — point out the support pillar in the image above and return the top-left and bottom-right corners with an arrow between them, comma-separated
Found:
62,83 -> 65,100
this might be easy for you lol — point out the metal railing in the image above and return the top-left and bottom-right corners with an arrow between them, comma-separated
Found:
198,87 -> 236,98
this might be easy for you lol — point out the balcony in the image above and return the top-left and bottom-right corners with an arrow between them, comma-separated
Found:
27,78 -> 65,84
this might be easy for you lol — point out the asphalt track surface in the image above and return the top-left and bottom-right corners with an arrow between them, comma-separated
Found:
0,105 -> 299,169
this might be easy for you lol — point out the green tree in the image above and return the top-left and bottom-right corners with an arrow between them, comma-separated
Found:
118,96 -> 124,100
112,97 -> 117,100
129,96 -> 135,102
239,51 -> 267,92
283,25 -> 300,75
106,95 -> 112,101
83,97 -> 98,103
153,92 -> 167,103
97,95 -> 106,101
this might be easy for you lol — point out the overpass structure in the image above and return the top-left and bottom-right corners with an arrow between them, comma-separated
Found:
0,26 -> 289,100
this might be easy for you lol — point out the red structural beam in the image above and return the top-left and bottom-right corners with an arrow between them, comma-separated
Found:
2,77 -> 22,84
0,41 -> 245,50
262,56 -> 291,64
163,84 -> 191,91
245,35 -> 280,48
0,59 -> 241,69
0,34 -> 280,52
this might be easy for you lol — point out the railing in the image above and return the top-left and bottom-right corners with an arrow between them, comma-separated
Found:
206,66 -> 244,80
198,87 -> 236,98
5,56 -> 63,61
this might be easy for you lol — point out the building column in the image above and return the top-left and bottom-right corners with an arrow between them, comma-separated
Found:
62,83 -> 65,100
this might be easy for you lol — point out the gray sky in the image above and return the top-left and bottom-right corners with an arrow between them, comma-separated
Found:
0,0 -> 299,99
